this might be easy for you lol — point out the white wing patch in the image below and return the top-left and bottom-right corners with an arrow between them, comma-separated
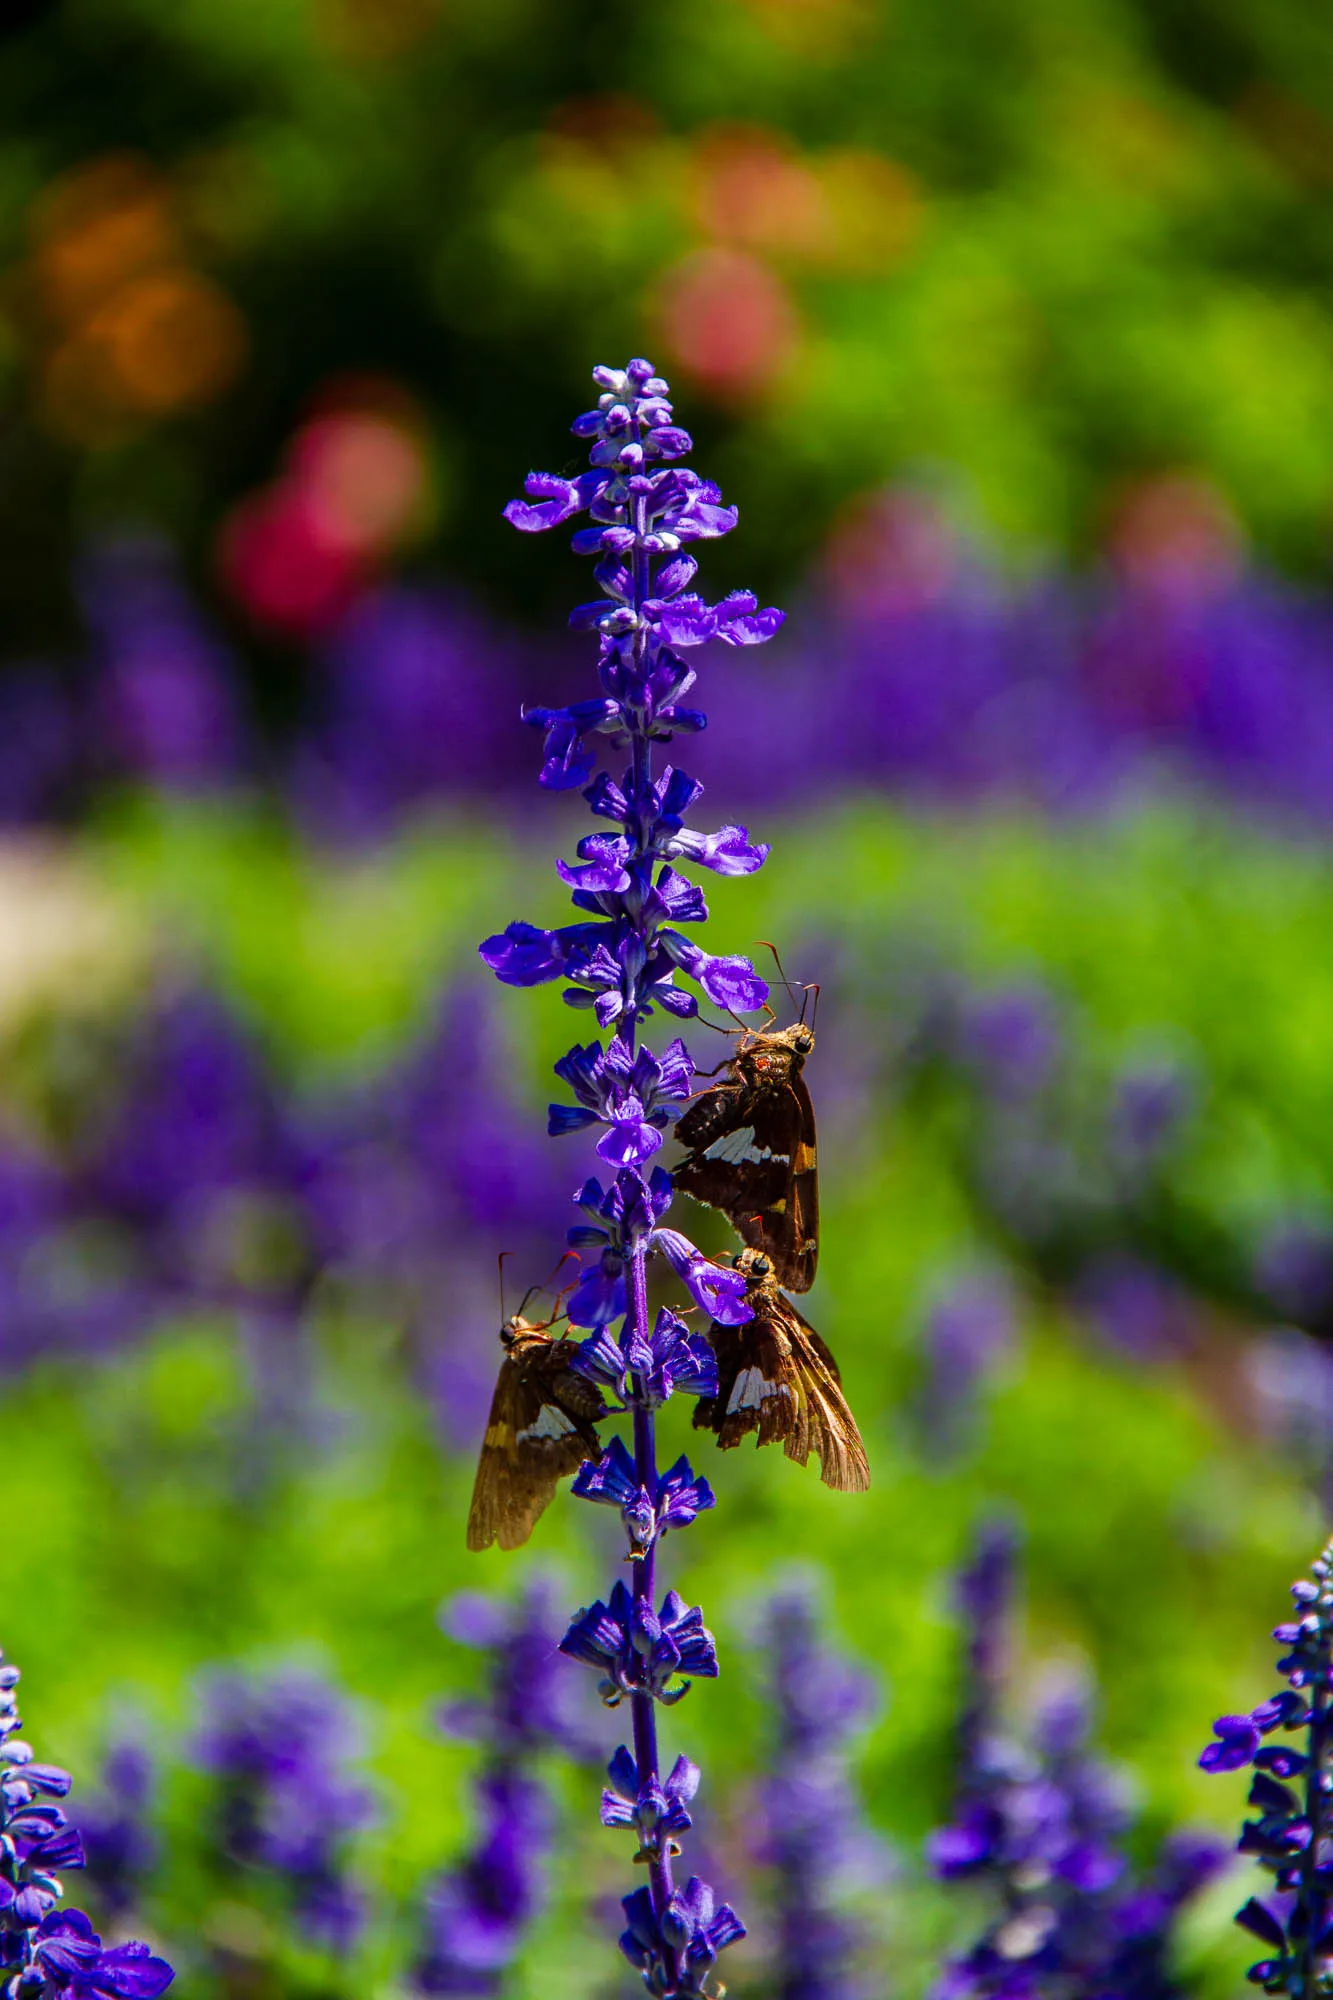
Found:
726,1367 -> 794,1415
519,1405 -> 576,1443
702,1125 -> 789,1167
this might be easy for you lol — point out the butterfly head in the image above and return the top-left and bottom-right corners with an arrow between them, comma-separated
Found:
732,1247 -> 774,1282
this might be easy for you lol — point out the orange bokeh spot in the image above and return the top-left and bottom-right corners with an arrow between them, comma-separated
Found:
32,155 -> 179,326
691,125 -> 832,260
24,149 -> 248,441
92,269 -> 246,413
655,247 -> 797,401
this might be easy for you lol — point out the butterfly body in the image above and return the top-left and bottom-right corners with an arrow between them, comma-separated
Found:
693,1249 -> 868,1492
672,1022 -> 819,1291
467,1315 -> 607,1552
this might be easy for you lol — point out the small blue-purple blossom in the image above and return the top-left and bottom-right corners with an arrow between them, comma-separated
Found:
619,1878 -> 747,1998
549,1037 -> 694,1167
573,1307 -> 718,1407
602,1749 -> 701,1844
1199,1535 -> 1333,1995
560,1582 -> 719,1709
573,1439 -> 716,1554
564,1169 -> 749,1327
192,1667 -> 374,1953
0,1651 -> 173,1998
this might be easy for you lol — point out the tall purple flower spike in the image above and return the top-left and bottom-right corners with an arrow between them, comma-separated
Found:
0,1648 -> 174,1996
484,360 -> 784,1997
1199,1533 -> 1333,1996
414,1584 -> 595,1994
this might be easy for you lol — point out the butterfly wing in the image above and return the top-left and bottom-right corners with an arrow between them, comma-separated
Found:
787,1300 -> 869,1493
692,1305 -> 804,1454
466,1336 -> 606,1552
693,1288 -> 868,1493
674,1070 -> 818,1292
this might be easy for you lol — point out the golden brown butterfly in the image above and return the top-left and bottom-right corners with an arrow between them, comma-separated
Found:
467,1267 -> 608,1552
693,1248 -> 868,1491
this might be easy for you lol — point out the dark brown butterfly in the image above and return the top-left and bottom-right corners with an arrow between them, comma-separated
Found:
467,1277 -> 608,1553
693,1248 -> 869,1492
672,1020 -> 819,1291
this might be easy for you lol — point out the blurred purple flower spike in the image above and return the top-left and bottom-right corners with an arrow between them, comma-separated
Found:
80,533 -> 248,791
756,1585 -> 889,2000
480,359 -> 788,1995
931,1524 -> 1224,1998
415,1582 -> 594,1994
192,1666 -> 374,1953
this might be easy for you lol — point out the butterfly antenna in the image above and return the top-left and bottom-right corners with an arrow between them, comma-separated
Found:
756,939 -> 800,1009
497,1249 -> 512,1323
515,1282 -> 542,1324
694,1011 -> 735,1037
799,980 -> 821,1029
539,1247 -> 581,1295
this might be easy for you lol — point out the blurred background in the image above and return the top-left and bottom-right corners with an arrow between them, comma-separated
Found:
2,0 -> 1333,1991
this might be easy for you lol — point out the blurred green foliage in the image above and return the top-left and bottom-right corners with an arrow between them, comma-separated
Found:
1,798 -> 1324,1990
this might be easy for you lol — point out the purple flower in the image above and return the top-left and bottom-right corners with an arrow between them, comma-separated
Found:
601,1748 -> 700,1841
560,1582 -> 719,1707
1199,1714 -> 1261,1774
573,1307 -> 719,1407
620,1878 -> 746,1995
549,1038 -> 694,1168
573,1439 -> 715,1552
486,363 -> 783,1999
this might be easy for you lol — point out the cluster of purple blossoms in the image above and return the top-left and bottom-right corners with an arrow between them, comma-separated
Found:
0,1650 -> 173,1999
413,1585 -> 595,1995
930,1527 -> 1224,2000
1198,1534 -> 1333,1995
481,360 -> 785,1996
755,1588 -> 888,2000
191,1668 -> 375,1954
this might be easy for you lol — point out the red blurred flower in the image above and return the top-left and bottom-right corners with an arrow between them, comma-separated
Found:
655,247 -> 796,401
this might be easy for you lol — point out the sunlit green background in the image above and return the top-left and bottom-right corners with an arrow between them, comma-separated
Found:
3,0 -> 1333,1990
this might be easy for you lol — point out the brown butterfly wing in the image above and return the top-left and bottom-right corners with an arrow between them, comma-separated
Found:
466,1335 -> 606,1553
776,1068 -> 819,1294
674,1069 -> 818,1292
692,1306 -> 805,1454
692,1287 -> 868,1493
786,1299 -> 869,1493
